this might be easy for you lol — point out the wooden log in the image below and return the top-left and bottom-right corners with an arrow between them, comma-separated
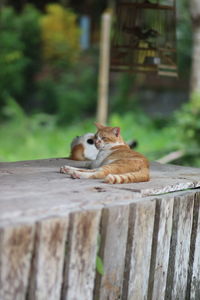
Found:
28,217 -> 69,300
147,197 -> 174,300
165,194 -> 194,299
62,210 -> 101,300
0,224 -> 35,300
123,200 -> 156,300
94,205 -> 130,300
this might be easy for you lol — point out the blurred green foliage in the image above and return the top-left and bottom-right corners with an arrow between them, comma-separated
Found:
176,0 -> 193,77
0,2 -> 199,168
0,98 -> 96,161
173,92 -> 200,165
0,1 -> 193,119
0,97 -> 179,163
41,4 -> 80,64
0,5 -> 41,110
35,57 -> 98,123
110,73 -> 138,114
0,4 -> 96,123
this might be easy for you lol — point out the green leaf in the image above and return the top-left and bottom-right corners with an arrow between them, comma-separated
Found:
96,255 -> 104,276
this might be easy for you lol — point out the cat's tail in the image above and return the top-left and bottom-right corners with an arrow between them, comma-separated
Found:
104,169 -> 149,184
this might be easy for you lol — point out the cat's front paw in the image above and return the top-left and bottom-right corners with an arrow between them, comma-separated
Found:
71,171 -> 81,179
60,165 -> 71,174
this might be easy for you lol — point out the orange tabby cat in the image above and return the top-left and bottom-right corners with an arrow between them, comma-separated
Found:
60,123 -> 149,184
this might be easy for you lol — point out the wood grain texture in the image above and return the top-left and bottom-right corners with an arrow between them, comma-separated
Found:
62,210 -> 101,300
189,192 -> 200,300
28,217 -> 69,300
165,194 -> 194,300
0,224 -> 34,300
1,159 -> 200,225
123,200 -> 156,300
148,197 -> 174,300
1,159 -> 200,300
94,205 -> 130,300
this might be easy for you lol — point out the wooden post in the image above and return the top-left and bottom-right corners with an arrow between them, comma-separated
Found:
96,11 -> 112,125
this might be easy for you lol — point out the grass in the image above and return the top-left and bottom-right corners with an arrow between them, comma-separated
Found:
0,104 -> 178,163
0,115 -> 94,162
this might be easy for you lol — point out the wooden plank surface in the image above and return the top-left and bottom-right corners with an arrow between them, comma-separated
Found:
62,210 -> 101,300
165,194 -> 194,299
0,224 -> 35,300
189,192 -> 200,300
148,197 -> 174,300
123,200 -> 156,300
94,205 -> 130,300
0,159 -> 200,300
28,217 -> 69,300
0,158 -> 200,224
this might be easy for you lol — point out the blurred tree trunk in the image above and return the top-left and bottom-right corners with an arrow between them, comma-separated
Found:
190,0 -> 200,94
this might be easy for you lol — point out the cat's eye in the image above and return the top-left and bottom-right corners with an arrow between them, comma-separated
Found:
87,138 -> 94,145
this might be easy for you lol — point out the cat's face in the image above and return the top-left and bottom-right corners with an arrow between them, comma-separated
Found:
94,123 -> 123,150
71,133 -> 98,160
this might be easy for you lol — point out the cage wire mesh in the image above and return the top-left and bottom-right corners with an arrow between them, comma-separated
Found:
110,0 -> 178,77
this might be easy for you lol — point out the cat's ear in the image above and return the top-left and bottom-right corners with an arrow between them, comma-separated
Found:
113,127 -> 120,137
94,122 -> 105,130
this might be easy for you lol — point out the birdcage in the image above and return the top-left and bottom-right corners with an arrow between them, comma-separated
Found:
110,0 -> 178,77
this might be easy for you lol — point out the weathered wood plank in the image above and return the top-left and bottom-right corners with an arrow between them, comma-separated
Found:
1,159 -> 200,226
28,217 -> 69,300
148,197 -> 174,300
62,209 -> 101,300
123,200 -> 156,300
1,159 -> 200,299
94,205 -> 130,300
189,192 -> 200,300
165,194 -> 194,300
0,224 -> 35,300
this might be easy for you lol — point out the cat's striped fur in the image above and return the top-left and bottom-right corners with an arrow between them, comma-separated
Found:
60,123 -> 149,184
